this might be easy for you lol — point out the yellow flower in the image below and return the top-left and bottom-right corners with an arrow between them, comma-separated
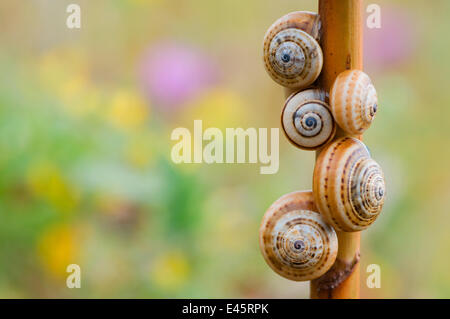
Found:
27,162 -> 79,214
108,90 -> 150,130
180,88 -> 248,129
151,251 -> 190,291
37,224 -> 79,278
37,48 -> 104,117
38,48 -> 89,93
60,79 -> 103,117
60,73 -> 87,99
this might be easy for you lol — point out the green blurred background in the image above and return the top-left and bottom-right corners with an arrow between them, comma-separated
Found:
0,0 -> 449,298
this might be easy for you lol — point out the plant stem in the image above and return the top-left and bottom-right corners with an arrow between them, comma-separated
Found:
309,0 -> 363,299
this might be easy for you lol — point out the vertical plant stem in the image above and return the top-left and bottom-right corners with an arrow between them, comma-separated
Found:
309,0 -> 363,299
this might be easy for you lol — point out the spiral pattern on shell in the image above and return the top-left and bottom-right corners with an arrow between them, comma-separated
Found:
259,191 -> 338,281
263,12 -> 323,89
313,137 -> 386,232
330,70 -> 378,135
282,89 -> 336,150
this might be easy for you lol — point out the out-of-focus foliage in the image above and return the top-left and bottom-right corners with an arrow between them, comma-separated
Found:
0,0 -> 448,298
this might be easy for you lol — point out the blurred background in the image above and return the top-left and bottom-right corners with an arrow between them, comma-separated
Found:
0,0 -> 448,298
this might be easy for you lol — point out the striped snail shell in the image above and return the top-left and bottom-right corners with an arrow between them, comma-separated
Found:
282,88 -> 336,150
313,137 -> 386,232
330,70 -> 378,135
259,191 -> 338,281
263,11 -> 323,89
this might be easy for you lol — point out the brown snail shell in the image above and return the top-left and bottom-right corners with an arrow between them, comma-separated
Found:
313,137 -> 386,232
282,88 -> 336,150
263,12 -> 323,89
330,70 -> 378,135
259,191 -> 338,281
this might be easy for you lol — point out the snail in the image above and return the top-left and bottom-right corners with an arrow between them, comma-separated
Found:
263,11 -> 323,89
259,191 -> 338,281
313,137 -> 386,232
282,88 -> 336,150
330,70 -> 378,135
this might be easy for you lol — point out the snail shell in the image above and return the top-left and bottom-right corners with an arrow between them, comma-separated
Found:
259,191 -> 338,281
330,70 -> 378,135
263,12 -> 323,89
282,88 -> 336,150
313,137 -> 386,232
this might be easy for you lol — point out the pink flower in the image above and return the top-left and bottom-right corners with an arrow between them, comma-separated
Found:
364,6 -> 417,72
139,41 -> 218,111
